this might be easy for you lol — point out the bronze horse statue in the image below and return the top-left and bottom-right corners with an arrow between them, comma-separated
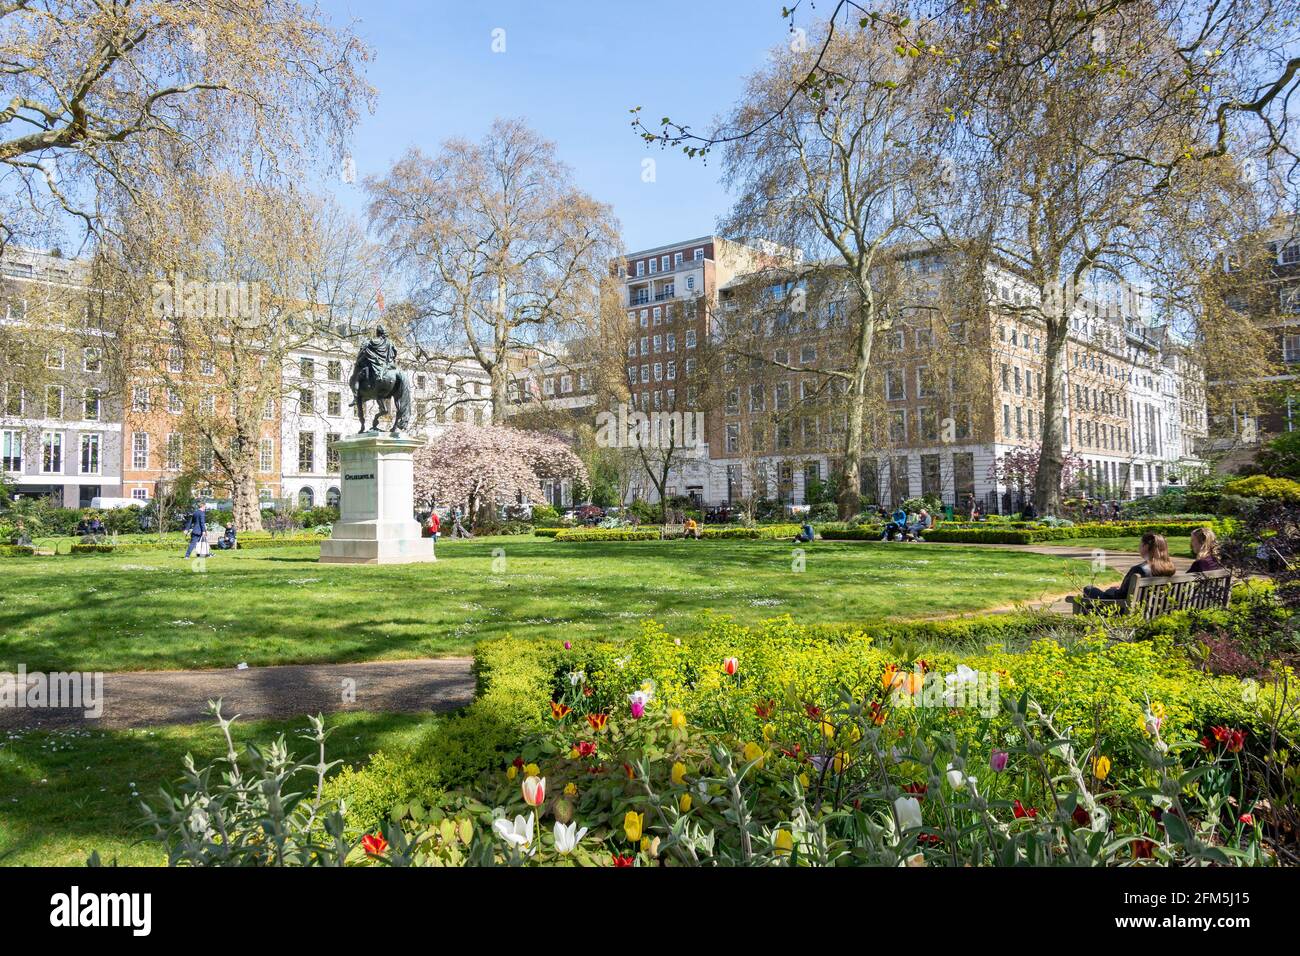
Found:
349,325 -> 413,435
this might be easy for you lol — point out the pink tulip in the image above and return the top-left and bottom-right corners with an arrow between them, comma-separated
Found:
628,693 -> 647,720
563,641 -> 572,650
990,749 -> 1009,772
521,775 -> 546,807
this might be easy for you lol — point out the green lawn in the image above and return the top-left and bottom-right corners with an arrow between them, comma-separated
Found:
0,536 -> 1114,672
1057,535 -> 1193,555
0,710 -> 440,867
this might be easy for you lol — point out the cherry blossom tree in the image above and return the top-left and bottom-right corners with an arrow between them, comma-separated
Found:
413,423 -> 587,522
990,445 -> 1084,498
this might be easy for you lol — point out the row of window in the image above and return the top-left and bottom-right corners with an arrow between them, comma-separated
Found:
627,297 -> 698,325
0,428 -> 103,475
3,385 -> 103,421
629,330 -> 697,359
629,247 -> 706,278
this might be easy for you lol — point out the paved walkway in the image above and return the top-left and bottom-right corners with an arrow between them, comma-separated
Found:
0,657 -> 475,731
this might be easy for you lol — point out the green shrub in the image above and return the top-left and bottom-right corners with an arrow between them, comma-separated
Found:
533,527 -> 562,538
553,528 -> 661,542
1223,475 -> 1300,503
924,520 -> 1224,545
0,544 -> 36,557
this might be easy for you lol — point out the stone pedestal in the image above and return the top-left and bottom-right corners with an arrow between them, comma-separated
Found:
319,433 -> 435,565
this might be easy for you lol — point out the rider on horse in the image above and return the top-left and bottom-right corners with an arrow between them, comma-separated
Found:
349,324 -> 413,434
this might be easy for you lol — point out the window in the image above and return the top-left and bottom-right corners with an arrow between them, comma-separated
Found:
635,261 -> 644,277
131,488 -> 148,501
46,385 -> 64,419
199,393 -> 215,416
652,307 -> 662,325
263,398 -> 275,421
640,365 -> 649,384
327,391 -> 342,416
300,357 -> 315,378
628,340 -> 637,358
166,433 -> 183,470
885,370 -> 906,401
83,388 -> 100,421
200,354 -> 215,375
1003,404 -> 1011,436
560,375 -> 573,394
326,432 -> 340,472
749,383 -> 765,412
328,360 -> 342,382
648,258 -> 657,274
130,386 -> 150,413
131,432 -> 149,469
168,389 -> 182,415
299,388 -> 313,413
889,409 -> 907,442
685,329 -> 697,348
1285,333 -> 1300,364
916,367 -> 935,399
46,347 -> 64,370
693,248 -> 704,260
298,432 -> 315,472
41,431 -> 62,473
260,438 -> 274,473
686,276 -> 695,291
1,429 -> 22,472
542,378 -> 555,396
726,388 -> 740,414
79,433 -> 101,474
83,347 -> 102,372
4,385 -> 23,417
666,332 -> 676,351
666,361 -> 676,380
801,345 -> 816,364
725,423 -> 739,453
653,334 -> 662,353
774,383 -> 790,411
168,346 -> 183,373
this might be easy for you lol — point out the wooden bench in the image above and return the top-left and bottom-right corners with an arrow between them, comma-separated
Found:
1069,568 -> 1233,619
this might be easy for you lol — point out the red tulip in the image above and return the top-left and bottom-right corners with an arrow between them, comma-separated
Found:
1239,813 -> 1255,826
1012,799 -> 1037,819
586,713 -> 609,732
612,854 -> 636,867
723,657 -> 738,676
575,740 -> 598,759
550,701 -> 571,720
754,699 -> 776,719
361,833 -> 388,857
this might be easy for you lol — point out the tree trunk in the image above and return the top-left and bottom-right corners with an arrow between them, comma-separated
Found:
838,293 -> 875,519
231,453 -> 263,532
1033,318 -> 1069,516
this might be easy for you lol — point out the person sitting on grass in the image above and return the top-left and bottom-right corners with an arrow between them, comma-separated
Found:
684,516 -> 701,539
1077,532 -> 1175,606
794,521 -> 815,544
1189,527 -> 1221,572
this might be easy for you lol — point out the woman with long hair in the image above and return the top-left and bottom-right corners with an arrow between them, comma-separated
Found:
1081,532 -> 1176,602
1189,527 -> 1221,573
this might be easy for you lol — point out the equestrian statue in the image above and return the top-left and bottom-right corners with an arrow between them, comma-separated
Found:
349,324 -> 413,435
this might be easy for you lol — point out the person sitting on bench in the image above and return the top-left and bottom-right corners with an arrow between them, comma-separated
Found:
1078,532 -> 1174,605
218,524 -> 238,550
1188,527 -> 1221,572
684,517 -> 701,539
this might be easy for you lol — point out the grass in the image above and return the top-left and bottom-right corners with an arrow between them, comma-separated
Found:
0,535 -> 1115,673
1057,535 -> 1193,554
0,710 -> 441,867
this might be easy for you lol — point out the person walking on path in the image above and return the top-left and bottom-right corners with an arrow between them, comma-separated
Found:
183,503 -> 207,558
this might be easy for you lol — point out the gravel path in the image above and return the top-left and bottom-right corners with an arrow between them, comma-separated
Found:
0,657 -> 475,731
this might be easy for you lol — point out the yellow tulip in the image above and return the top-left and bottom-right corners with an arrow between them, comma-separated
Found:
670,709 -> 686,730
833,751 -> 853,774
819,720 -> 836,740
679,794 -> 692,812
742,742 -> 765,767
798,773 -> 810,789
524,763 -> 540,777
1093,755 -> 1112,781
568,747 -> 580,759
563,782 -> 577,796
623,810 -> 644,843
506,765 -> 518,780
761,722 -> 776,741
773,829 -> 794,857
671,761 -> 688,786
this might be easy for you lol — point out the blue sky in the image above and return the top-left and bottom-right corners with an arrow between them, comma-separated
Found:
318,0 -> 797,251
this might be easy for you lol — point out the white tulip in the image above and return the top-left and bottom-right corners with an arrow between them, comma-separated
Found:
492,813 -> 534,850
894,795 -> 923,830
552,820 -> 589,855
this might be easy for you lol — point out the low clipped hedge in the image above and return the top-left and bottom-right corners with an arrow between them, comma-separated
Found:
553,528 -> 661,542
532,527 -> 562,538
0,544 -> 37,557
69,535 -> 324,555
923,520 -> 1226,545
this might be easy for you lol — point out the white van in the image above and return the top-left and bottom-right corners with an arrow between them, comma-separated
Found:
89,496 -> 140,510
